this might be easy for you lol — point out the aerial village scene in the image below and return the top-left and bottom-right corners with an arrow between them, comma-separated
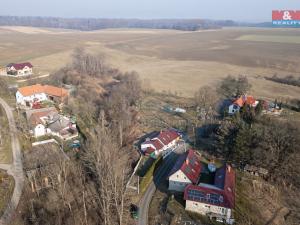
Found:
0,56 -> 293,225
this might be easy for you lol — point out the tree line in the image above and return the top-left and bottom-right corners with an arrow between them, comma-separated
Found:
0,16 -> 237,31
265,74 -> 300,88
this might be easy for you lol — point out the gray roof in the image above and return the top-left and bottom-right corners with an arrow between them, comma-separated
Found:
47,115 -> 71,133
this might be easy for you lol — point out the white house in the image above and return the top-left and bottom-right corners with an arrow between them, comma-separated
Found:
16,84 -> 68,108
168,149 -> 202,192
6,62 -> 33,76
184,165 -> 235,224
141,129 -> 180,155
26,107 -> 78,140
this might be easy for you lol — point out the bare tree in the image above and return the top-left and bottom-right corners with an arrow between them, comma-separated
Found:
194,86 -> 219,121
218,75 -> 252,98
83,127 -> 129,225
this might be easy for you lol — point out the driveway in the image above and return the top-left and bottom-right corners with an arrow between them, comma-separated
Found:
138,143 -> 186,225
0,97 -> 24,225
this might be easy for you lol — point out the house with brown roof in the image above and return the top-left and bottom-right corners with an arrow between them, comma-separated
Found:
140,129 -> 181,155
228,95 -> 259,115
6,62 -> 33,76
16,84 -> 68,108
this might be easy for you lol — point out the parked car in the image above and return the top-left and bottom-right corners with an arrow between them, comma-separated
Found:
130,204 -> 139,220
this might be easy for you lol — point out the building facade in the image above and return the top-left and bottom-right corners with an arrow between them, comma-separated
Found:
6,62 -> 33,76
184,165 -> 235,224
16,84 -> 68,108
141,129 -> 180,155
168,149 -> 202,192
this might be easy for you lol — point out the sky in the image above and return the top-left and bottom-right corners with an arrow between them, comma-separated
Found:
1,0 -> 300,22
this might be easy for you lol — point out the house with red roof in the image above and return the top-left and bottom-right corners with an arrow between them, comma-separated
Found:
6,62 -> 33,76
168,149 -> 202,192
184,164 -> 235,224
26,107 -> 78,140
140,129 -> 180,155
229,95 -> 259,115
16,84 -> 68,108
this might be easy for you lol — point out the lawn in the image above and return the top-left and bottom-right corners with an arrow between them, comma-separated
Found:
0,105 -> 12,164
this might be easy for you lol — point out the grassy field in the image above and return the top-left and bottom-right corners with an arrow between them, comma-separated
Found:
0,106 -> 12,164
0,26 -> 300,99
236,34 -> 300,44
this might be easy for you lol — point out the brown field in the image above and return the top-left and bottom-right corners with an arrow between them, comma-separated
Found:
0,26 -> 300,99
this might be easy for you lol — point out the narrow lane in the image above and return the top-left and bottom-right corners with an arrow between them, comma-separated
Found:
0,97 -> 24,225
138,145 -> 185,225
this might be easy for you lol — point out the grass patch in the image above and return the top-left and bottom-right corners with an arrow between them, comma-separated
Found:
0,105 -> 12,164
236,35 -> 300,44
139,156 -> 163,194
0,170 -> 14,216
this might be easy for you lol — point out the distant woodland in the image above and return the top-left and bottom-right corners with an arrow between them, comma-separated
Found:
0,16 -> 239,31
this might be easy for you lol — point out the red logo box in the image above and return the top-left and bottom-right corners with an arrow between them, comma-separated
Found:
272,10 -> 300,21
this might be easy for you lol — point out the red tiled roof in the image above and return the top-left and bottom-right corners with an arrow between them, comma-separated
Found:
184,164 -> 235,209
224,165 -> 235,209
152,139 -> 164,150
233,97 -> 245,107
29,108 -> 58,125
157,130 -> 180,145
18,84 -> 68,97
145,147 -> 155,155
233,95 -> 256,107
7,62 -> 33,70
169,149 -> 202,184
245,96 -> 256,105
142,129 -> 180,152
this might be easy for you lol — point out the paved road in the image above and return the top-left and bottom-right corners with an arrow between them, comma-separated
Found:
0,97 -> 24,225
138,144 -> 186,225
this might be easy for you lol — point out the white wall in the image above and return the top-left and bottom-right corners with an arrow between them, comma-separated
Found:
8,66 -> 32,76
185,200 -> 231,222
169,170 -> 191,192
16,91 -> 48,106
228,104 -> 240,115
34,124 -> 46,137
16,91 -> 25,105
141,143 -> 156,152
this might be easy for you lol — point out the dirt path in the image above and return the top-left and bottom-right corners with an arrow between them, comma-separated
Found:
0,97 -> 24,225
16,73 -> 49,83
